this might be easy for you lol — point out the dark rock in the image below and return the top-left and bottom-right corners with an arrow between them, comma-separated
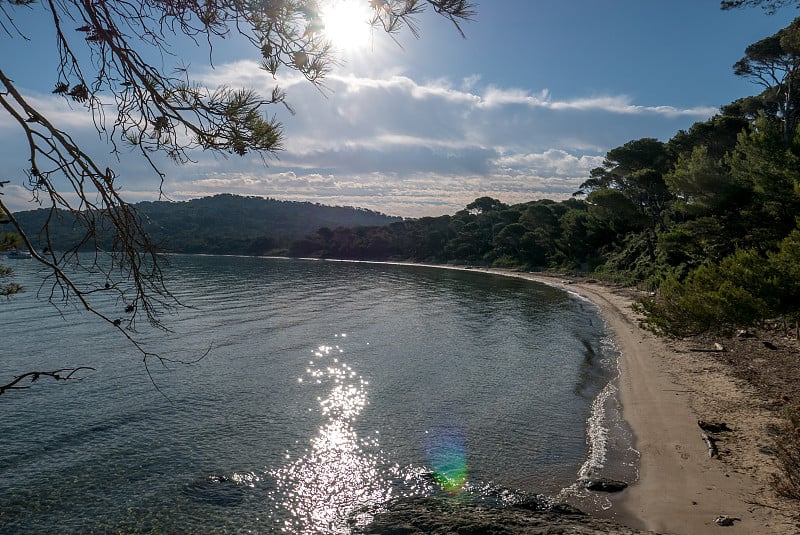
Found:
549,502 -> 587,516
359,496 -> 653,534
763,341 -> 778,350
513,495 -> 584,516
583,478 -> 628,492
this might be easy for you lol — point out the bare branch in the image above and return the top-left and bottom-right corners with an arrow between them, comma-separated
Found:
0,0 -> 476,395
0,367 -> 96,395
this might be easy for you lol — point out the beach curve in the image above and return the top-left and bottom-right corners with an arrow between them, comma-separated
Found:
488,269 -> 797,534
332,260 -> 797,533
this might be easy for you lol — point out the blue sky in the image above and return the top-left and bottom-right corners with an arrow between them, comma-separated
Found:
0,0 -> 797,217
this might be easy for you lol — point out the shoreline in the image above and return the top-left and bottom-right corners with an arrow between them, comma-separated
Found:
483,269 -> 796,534
235,257 -> 797,532
303,258 -> 797,532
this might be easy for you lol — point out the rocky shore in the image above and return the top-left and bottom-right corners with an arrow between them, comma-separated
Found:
361,495 -> 651,534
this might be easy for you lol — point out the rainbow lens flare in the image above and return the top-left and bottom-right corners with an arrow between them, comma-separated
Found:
426,427 -> 467,493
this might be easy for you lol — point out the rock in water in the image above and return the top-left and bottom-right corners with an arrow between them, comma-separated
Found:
513,495 -> 584,516
583,478 -> 629,492
358,496 -> 653,534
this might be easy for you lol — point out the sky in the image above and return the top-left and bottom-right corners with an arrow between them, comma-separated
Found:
1,0 -> 798,218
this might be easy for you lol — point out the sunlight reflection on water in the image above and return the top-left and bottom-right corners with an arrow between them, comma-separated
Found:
0,257 -> 626,534
269,343 -> 394,534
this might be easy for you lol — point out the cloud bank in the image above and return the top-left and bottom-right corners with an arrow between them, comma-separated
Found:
0,60 -> 716,218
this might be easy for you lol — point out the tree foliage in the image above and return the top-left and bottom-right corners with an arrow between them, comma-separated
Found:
733,18 -> 800,143
0,198 -> 22,296
576,138 -> 674,221
721,0 -> 800,13
5,194 -> 402,255
275,16 -> 800,340
0,0 -> 475,393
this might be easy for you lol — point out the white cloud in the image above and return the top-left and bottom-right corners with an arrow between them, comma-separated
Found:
461,74 -> 481,91
0,92 -> 96,131
196,61 -> 716,118
480,86 -> 548,108
546,95 -> 718,117
493,149 -> 605,177
0,60 -> 719,218
478,86 -> 716,117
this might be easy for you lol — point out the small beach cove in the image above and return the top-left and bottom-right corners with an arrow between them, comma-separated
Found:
3,256 -> 798,534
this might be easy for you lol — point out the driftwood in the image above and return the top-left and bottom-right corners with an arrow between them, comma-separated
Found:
701,432 -> 719,458
698,420 -> 731,458
714,515 -> 740,526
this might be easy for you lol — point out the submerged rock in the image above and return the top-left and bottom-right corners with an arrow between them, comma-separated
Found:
181,475 -> 246,507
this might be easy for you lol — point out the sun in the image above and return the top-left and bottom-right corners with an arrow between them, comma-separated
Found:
319,0 -> 374,52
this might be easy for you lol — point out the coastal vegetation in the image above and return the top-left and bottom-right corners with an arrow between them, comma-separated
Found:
775,403 -> 800,499
285,17 -> 800,345
0,205 -> 21,296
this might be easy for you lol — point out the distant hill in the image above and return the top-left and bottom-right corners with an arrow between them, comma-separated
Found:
4,194 -> 402,255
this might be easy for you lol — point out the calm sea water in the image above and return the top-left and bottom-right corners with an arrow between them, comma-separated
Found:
0,256 -> 633,534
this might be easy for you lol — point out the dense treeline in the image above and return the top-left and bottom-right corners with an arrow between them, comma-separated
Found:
3,194 -> 401,256
288,18 -> 800,341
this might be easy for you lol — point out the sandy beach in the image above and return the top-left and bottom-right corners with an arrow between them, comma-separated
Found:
481,269 -> 799,534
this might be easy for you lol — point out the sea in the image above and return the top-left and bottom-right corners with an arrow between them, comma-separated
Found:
0,255 -> 637,534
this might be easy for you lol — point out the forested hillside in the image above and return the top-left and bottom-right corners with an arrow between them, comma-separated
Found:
287,17 -> 800,340
3,194 -> 401,256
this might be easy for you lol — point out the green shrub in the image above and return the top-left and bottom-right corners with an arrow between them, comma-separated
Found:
637,253 -> 770,337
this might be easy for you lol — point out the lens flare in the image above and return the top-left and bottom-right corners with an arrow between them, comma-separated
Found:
426,427 -> 468,493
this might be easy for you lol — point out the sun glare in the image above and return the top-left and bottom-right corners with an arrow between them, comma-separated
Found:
320,0 -> 374,52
